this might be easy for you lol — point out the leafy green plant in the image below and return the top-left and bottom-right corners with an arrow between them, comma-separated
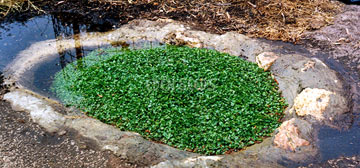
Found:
52,45 -> 287,155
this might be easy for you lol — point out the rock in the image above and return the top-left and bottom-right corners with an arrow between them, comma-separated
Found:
275,76 -> 301,113
79,144 -> 87,149
294,88 -> 332,120
3,90 -> 66,133
58,130 -> 67,136
293,88 -> 349,124
301,60 -> 316,72
208,32 -> 265,60
270,55 -> 351,127
152,156 -> 223,168
163,31 -> 202,48
273,118 -> 312,151
256,52 -> 279,71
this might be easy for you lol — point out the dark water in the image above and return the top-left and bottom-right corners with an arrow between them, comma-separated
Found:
1,14 -> 360,165
0,15 -> 54,70
0,14 -> 114,97
0,71 -> 3,89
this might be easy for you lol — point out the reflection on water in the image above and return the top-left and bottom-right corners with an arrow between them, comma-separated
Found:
16,14 -> 160,97
51,13 -> 87,69
0,13 -> 118,97
0,15 -> 54,70
0,13 -> 114,69
0,71 -> 3,89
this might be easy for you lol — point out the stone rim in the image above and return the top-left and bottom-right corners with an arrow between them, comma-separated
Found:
2,19 -> 352,167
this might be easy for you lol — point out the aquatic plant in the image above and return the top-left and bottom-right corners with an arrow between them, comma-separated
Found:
52,46 -> 286,155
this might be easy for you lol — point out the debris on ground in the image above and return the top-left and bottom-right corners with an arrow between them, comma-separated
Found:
1,0 -> 343,43
60,0 -> 342,42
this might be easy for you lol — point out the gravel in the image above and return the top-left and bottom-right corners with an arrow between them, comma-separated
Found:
0,100 -> 138,168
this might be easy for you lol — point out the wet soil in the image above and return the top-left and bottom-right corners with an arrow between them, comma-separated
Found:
299,4 -> 360,167
302,4 -> 360,83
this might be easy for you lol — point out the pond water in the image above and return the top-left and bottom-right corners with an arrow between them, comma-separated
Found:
0,14 -> 116,97
0,14 -> 359,165
0,15 -> 54,70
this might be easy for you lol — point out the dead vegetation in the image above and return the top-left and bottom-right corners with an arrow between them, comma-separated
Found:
97,0 -> 342,42
0,0 -> 42,17
0,0 -> 343,42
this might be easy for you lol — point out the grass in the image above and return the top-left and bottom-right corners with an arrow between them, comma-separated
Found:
52,45 -> 287,155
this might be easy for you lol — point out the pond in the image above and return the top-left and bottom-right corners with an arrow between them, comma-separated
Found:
0,13 -> 359,166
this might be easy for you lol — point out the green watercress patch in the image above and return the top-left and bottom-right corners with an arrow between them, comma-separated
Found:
52,45 -> 287,155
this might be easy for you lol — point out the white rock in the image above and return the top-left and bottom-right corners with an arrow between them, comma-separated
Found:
152,156 -> 223,168
294,88 -> 333,121
3,90 -> 66,133
256,52 -> 279,71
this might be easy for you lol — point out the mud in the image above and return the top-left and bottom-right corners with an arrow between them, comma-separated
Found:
303,4 -> 360,88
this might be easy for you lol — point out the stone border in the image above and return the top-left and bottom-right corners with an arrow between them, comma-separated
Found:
2,19 -> 352,167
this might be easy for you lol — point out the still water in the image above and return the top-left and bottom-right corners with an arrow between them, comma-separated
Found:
0,14 -> 115,96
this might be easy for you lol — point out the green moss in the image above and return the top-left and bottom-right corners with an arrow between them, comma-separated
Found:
52,45 -> 286,155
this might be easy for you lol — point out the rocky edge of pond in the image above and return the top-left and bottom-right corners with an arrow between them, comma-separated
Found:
2,19 -> 353,167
